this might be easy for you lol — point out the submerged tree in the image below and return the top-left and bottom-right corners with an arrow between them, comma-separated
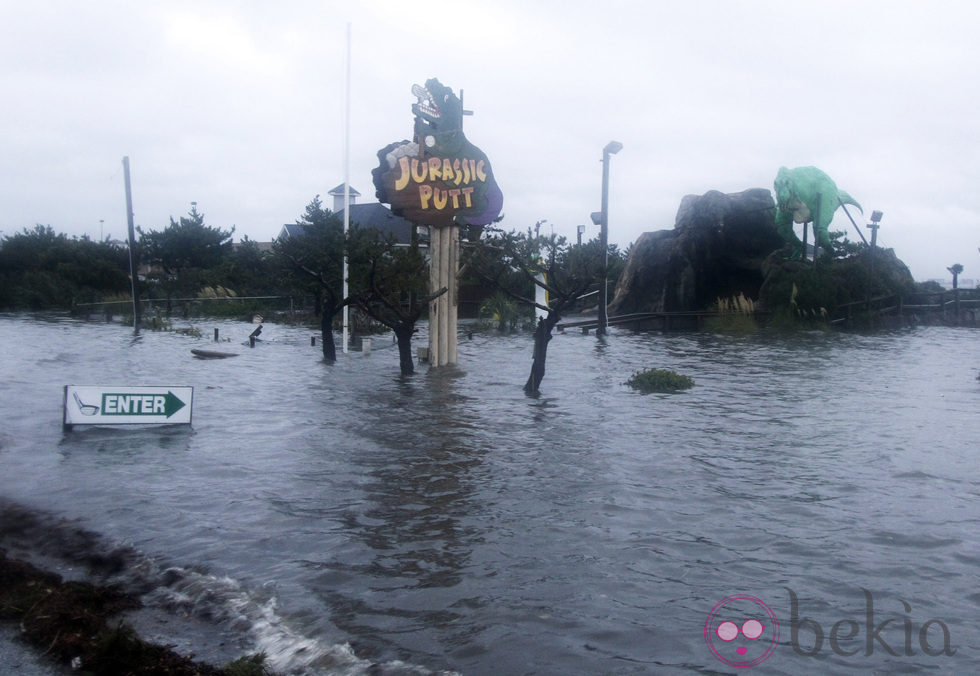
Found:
138,205 -> 234,316
218,236 -> 278,298
274,196 -> 349,361
470,227 -> 603,394
275,196 -> 444,373
349,229 -> 445,376
0,225 -> 131,309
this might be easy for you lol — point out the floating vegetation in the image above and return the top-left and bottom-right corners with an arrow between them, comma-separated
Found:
626,368 -> 695,393
479,291 -> 522,331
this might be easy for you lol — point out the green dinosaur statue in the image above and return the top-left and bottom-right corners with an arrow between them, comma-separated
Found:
774,166 -> 862,259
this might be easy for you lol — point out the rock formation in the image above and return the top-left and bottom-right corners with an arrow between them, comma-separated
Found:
609,188 -> 782,314
609,186 -> 918,322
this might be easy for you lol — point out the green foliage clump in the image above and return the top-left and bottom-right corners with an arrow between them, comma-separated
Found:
147,310 -> 172,331
479,291 -> 523,331
759,249 -> 916,326
0,225 -> 131,309
626,368 -> 694,393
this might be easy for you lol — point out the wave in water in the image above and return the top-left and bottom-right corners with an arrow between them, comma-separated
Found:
0,499 -> 455,676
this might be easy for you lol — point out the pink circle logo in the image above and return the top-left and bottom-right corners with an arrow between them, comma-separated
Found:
704,595 -> 779,667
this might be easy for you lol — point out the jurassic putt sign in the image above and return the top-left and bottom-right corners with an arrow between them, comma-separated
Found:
372,78 -> 503,227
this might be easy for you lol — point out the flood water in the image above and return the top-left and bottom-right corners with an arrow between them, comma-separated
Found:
1,313 -> 979,674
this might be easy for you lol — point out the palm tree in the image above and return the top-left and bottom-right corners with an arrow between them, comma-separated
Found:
947,263 -> 964,289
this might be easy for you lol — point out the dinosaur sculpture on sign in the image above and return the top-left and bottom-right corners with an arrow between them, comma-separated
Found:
774,166 -> 862,259
373,78 -> 503,227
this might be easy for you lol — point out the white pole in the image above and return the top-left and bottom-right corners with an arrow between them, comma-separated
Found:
122,156 -> 140,333
342,22 -> 351,354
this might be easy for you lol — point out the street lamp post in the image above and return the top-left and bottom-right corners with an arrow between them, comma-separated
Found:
865,210 -> 883,310
597,140 -> 622,336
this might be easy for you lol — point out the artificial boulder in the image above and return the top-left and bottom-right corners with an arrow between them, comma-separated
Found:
609,188 -> 782,314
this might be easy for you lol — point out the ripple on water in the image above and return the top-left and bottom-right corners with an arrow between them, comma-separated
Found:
1,316 -> 979,674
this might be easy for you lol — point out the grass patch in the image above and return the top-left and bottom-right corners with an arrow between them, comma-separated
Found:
626,368 -> 695,393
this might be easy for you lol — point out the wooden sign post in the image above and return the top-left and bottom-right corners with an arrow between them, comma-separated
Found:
428,224 -> 459,366
372,78 -> 503,367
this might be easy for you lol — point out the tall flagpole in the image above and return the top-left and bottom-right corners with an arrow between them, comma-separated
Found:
122,156 -> 140,334
342,22 -> 351,353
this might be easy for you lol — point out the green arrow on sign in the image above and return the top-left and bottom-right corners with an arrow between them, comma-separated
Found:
100,391 -> 187,417
163,391 -> 186,418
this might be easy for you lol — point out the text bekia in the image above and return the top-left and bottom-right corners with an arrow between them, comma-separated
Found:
789,588 -> 955,657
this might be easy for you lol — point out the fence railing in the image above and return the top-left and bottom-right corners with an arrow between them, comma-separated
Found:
833,288 -> 980,325
71,296 -> 296,318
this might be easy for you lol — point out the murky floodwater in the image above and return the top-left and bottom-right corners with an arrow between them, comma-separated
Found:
1,313 -> 978,674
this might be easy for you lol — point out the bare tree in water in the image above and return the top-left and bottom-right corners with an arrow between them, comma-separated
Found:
470,227 -> 603,394
349,229 -> 446,376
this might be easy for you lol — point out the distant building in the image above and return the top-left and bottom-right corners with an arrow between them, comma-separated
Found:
277,184 -> 416,247
232,239 -> 274,253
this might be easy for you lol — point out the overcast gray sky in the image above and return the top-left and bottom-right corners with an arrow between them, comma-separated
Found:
2,0 -> 978,282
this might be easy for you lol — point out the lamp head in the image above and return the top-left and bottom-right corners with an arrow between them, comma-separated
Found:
870,210 -> 883,224
604,141 -> 623,155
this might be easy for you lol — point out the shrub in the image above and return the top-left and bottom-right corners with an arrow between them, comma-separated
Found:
626,368 -> 694,393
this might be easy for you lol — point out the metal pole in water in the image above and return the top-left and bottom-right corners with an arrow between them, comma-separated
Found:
342,22 -> 352,354
597,141 -> 622,336
813,192 -> 822,266
122,156 -> 140,334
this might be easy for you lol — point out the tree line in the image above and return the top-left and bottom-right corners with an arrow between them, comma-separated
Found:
1,198 -> 626,391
